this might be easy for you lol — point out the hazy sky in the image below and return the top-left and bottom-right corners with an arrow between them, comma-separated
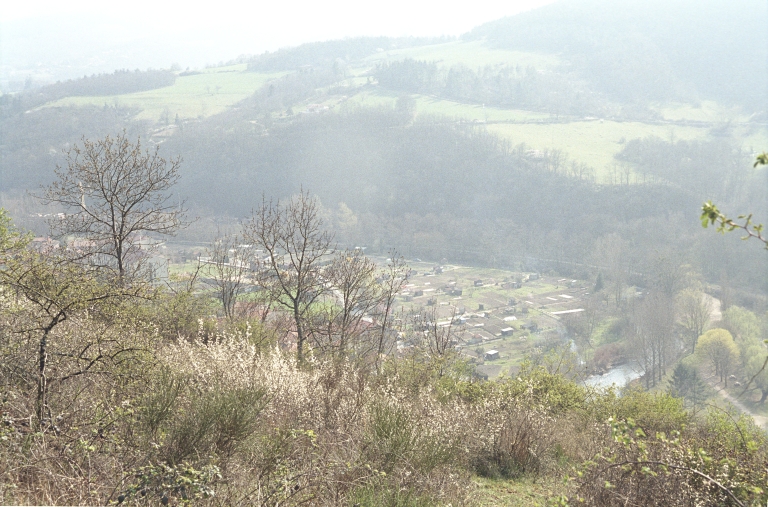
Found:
0,0 -> 558,84
3,0 -> 557,50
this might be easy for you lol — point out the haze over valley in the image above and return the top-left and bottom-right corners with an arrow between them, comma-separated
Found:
1,1 -> 768,505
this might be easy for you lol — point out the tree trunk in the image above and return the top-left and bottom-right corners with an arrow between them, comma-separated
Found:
294,303 -> 304,362
36,330 -> 49,427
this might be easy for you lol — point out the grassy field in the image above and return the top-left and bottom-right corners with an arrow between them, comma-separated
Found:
44,65 -> 284,121
35,39 -> 768,183
470,476 -> 562,506
348,89 -> 551,122
346,88 -> 767,181
487,120 -> 709,181
656,100 -> 756,123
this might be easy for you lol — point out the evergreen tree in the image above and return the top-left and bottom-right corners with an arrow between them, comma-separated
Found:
594,272 -> 604,292
668,363 -> 708,415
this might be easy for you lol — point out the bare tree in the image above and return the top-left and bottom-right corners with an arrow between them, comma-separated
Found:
563,294 -> 602,352
372,252 -> 409,372
40,132 -> 189,284
647,253 -> 690,298
244,191 -> 333,362
677,288 -> 712,352
593,233 -> 630,308
311,248 -> 379,358
628,291 -> 677,388
202,232 -> 255,320
408,305 -> 458,378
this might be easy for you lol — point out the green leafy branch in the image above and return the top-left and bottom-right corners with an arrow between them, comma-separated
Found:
701,202 -> 766,248
700,152 -> 767,249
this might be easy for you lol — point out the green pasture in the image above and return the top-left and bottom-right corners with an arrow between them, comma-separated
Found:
655,100 -> 755,123
488,121 -> 768,181
359,40 -> 560,72
348,89 -> 551,122
414,93 -> 550,122
590,317 -> 621,347
44,66 -> 284,121
488,121 -> 705,181
349,88 -> 767,181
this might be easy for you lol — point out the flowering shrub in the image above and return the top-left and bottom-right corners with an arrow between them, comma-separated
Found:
1,316 -> 766,505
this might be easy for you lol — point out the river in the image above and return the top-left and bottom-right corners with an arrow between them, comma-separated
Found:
585,362 -> 642,389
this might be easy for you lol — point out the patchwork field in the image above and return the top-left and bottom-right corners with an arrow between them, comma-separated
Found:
344,90 -> 768,182
33,39 -> 768,184
44,65 -> 284,121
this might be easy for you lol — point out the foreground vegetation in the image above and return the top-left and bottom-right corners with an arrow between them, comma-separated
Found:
2,198 -> 767,506
2,306 -> 767,505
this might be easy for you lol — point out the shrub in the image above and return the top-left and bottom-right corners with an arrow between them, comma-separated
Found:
115,462 -> 220,506
564,416 -> 768,506
162,384 -> 267,463
471,405 -> 553,479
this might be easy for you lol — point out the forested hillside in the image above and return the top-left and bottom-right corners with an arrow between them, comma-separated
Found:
467,0 -> 768,110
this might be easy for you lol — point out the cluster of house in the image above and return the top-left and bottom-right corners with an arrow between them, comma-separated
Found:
30,235 -> 170,284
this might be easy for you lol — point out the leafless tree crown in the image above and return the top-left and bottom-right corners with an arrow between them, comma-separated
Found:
40,132 -> 189,282
244,191 -> 334,361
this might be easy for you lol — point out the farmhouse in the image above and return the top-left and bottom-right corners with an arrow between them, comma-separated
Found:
485,350 -> 500,360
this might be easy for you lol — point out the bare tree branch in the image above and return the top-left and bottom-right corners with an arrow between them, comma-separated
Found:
38,131 -> 190,285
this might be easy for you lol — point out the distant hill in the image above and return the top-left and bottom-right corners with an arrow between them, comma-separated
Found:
246,36 -> 452,72
1,2 -> 766,293
466,0 -> 768,111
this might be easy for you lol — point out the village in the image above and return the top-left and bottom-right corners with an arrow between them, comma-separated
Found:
24,227 -> 597,384
390,259 -> 589,378
153,239 -> 592,378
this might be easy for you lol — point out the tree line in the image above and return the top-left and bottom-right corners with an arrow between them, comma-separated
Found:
374,58 -> 615,118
